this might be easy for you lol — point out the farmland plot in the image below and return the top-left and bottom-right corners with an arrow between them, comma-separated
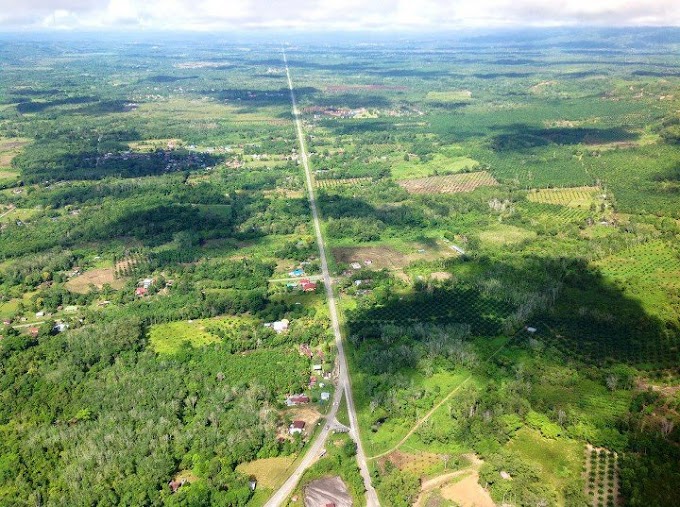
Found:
398,171 -> 499,194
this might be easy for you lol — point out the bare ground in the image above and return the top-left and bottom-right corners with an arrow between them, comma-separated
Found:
439,471 -> 495,507
333,244 -> 454,271
303,476 -> 352,507
66,268 -> 126,294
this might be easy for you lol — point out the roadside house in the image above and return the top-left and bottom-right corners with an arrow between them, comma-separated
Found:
289,420 -> 306,435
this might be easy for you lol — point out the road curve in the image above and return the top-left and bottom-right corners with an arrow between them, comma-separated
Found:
262,49 -> 379,507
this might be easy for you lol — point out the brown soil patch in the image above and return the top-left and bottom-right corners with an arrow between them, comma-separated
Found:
333,244 -> 454,271
304,476 -> 352,507
439,471 -> 495,507
399,171 -> 498,194
263,188 -> 304,198
0,138 -> 29,166
382,450 -> 446,478
636,379 -> 680,397
325,84 -> 408,92
287,406 -> 322,428
66,268 -> 126,294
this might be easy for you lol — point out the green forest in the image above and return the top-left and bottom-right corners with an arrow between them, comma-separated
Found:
1,28 -> 679,507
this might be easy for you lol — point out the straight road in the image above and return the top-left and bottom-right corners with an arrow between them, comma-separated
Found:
263,49 -> 379,507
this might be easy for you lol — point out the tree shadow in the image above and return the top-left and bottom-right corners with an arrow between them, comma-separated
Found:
490,124 -> 639,151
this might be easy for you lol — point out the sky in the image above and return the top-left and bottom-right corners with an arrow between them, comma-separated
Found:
0,0 -> 679,32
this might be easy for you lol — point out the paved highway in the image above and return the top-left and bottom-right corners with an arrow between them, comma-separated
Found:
263,49 -> 379,507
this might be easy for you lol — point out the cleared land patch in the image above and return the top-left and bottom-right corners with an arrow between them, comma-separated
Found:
333,243 -> 454,271
65,267 -> 126,294
398,171 -> 498,194
0,138 -> 30,167
304,476 -> 352,507
315,177 -> 372,188
439,471 -> 494,507
236,456 -> 296,490
527,186 -> 602,208
426,90 -> 473,103
478,224 -> 537,247
148,319 -> 222,354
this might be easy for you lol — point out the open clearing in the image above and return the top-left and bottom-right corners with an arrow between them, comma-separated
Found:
398,171 -> 498,194
303,476 -> 352,507
333,243 -> 454,271
0,138 -> 30,167
439,471 -> 494,507
236,456 -> 296,490
65,267 -> 125,293
148,319 -> 221,354
382,450 -> 445,478
425,90 -> 473,103
527,186 -> 601,207
478,224 -> 537,247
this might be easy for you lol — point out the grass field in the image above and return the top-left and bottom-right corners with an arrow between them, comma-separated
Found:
236,456 -> 296,489
507,428 -> 584,507
425,90 -> 473,103
478,224 -> 537,248
391,153 -> 479,180
398,171 -> 498,194
148,319 -> 222,354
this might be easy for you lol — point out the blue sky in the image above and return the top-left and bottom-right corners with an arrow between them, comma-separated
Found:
1,0 -> 679,31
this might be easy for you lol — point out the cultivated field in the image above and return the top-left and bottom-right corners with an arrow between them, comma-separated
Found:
398,171 -> 498,194
527,186 -> 602,207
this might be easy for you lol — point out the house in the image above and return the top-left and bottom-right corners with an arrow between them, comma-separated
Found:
300,280 -> 317,292
28,327 -> 39,338
53,322 -> 68,333
313,364 -> 323,372
2,319 -> 11,326
289,420 -> 306,435
141,278 -> 153,289
35,311 -> 44,317
350,262 -> 362,270
265,319 -> 289,333
286,394 -> 310,406
135,287 -> 148,297
526,326 -> 537,334
168,478 -> 187,494
320,392 -> 331,402
364,260 -> 372,266
309,376 -> 318,387
299,344 -> 314,358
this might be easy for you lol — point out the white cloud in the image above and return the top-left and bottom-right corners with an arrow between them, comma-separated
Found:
1,0 -> 679,31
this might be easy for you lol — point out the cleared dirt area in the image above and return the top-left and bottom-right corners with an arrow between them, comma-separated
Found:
65,268 -> 126,293
325,84 -> 408,92
0,138 -> 29,166
383,450 -> 446,478
304,476 -> 352,507
287,406 -> 322,428
236,456 -> 296,489
399,171 -> 498,194
439,471 -> 495,507
333,244 -> 454,271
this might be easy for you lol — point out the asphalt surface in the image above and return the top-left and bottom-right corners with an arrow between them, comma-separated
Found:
262,49 -> 379,507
